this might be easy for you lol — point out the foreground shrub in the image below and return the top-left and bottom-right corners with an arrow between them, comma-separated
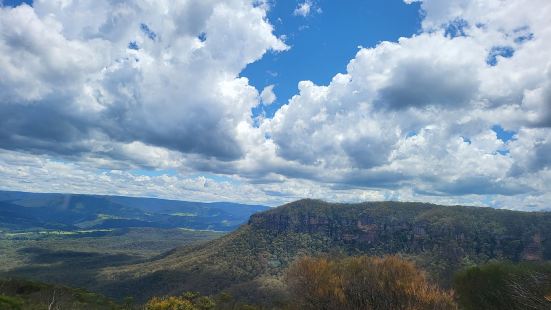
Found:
146,296 -> 195,310
145,291 -> 215,310
454,261 -> 551,310
286,255 -> 456,310
0,295 -> 24,310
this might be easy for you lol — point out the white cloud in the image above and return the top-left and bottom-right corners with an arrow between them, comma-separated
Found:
293,0 -> 321,17
1,0 -> 551,210
0,148 -> 391,206
255,0 -> 551,208
260,84 -> 276,105
0,0 -> 287,160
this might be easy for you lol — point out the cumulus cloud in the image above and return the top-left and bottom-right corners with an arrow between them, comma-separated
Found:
0,0 -> 287,161
260,84 -> 276,105
257,0 -> 551,208
1,0 -> 551,210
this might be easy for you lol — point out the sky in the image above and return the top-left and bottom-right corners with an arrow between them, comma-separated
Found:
0,0 -> 550,210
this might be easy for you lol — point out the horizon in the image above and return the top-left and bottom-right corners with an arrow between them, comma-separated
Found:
3,188 -> 547,212
1,0 -> 550,211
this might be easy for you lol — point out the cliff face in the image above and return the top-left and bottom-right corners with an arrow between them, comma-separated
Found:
522,233 -> 544,261
248,200 -> 551,264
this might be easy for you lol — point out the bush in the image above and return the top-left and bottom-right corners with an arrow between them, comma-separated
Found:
145,291 -> 216,310
0,295 -> 24,310
286,255 -> 456,310
454,261 -> 551,310
145,296 -> 196,310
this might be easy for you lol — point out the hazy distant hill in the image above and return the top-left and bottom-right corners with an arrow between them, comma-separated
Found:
0,190 -> 269,232
102,199 -> 551,302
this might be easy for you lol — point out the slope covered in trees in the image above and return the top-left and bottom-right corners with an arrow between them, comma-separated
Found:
0,278 -> 124,310
102,199 -> 551,303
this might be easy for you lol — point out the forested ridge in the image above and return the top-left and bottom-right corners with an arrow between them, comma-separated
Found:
101,199 -> 551,304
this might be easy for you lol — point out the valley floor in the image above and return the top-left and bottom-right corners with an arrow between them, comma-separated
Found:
0,227 -> 223,295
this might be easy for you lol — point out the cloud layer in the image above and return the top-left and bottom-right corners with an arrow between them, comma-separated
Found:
0,0 -> 286,160
0,0 -> 550,209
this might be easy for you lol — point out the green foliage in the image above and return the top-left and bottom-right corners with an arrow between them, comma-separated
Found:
195,296 -> 216,310
146,292 -> 216,310
0,278 -> 122,309
123,296 -> 135,308
454,261 -> 551,310
0,295 -> 24,310
211,292 -> 259,310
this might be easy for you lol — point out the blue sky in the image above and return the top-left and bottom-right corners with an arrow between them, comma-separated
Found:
2,0 -> 31,6
0,0 -> 550,209
245,0 -> 421,117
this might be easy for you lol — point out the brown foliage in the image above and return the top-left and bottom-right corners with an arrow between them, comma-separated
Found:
285,257 -> 345,309
286,255 -> 457,310
145,296 -> 196,310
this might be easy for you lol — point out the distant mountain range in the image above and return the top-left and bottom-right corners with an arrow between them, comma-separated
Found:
0,190 -> 269,232
99,199 -> 551,303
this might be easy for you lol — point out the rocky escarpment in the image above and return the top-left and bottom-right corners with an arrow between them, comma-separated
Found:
249,200 -> 551,265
